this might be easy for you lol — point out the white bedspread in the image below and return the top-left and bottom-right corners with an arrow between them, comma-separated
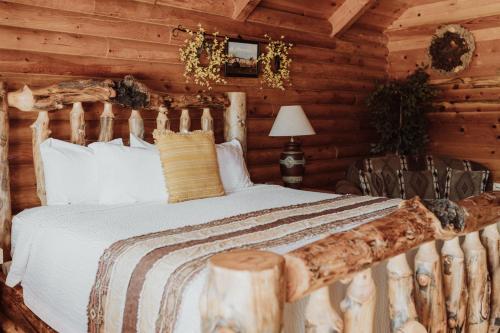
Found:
7,185 -> 398,332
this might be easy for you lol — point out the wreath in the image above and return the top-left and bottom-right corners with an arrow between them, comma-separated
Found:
428,24 -> 475,75
258,35 -> 293,90
179,25 -> 228,90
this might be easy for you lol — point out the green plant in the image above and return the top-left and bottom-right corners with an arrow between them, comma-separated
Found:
367,67 -> 437,155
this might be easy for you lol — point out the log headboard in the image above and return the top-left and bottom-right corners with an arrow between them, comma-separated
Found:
0,76 -> 247,261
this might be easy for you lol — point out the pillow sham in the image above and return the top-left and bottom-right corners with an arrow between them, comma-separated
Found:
89,141 -> 167,204
444,168 -> 489,201
397,169 -> 440,200
40,138 -> 123,205
154,131 -> 225,203
131,134 -> 253,193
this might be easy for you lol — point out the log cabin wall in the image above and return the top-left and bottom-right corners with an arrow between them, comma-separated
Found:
386,0 -> 500,181
0,0 -> 390,212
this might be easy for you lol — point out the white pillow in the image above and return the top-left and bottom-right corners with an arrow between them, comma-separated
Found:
130,134 -> 253,193
40,138 -> 123,205
216,140 -> 253,193
90,140 -> 167,204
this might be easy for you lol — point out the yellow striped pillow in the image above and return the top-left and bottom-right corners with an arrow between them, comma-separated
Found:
154,130 -> 225,203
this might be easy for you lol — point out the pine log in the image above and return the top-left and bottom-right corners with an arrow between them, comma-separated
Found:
200,249 -> 285,333
128,110 -> 144,139
98,102 -> 114,142
30,112 -> 51,205
304,286 -> 343,333
155,105 -> 170,135
6,76 -> 171,113
340,269 -> 376,333
224,92 -> 247,153
179,109 -> 191,133
201,108 -> 214,132
481,224 -> 500,333
170,93 -> 229,109
463,231 -> 491,333
414,241 -> 447,333
387,253 -> 418,333
441,237 -> 468,332
397,321 -> 428,333
284,193 -> 500,302
69,102 -> 85,145
7,80 -> 115,112
0,82 -> 12,262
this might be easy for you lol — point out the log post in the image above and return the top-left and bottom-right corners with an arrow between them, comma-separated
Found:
70,102 -> 86,145
224,92 -> 247,153
441,237 -> 467,333
200,249 -> 285,333
31,111 -> 51,205
128,109 -> 144,139
397,321 -> 428,333
340,269 -> 376,333
201,108 -> 214,132
481,224 -> 499,333
304,286 -> 343,333
179,109 -> 191,133
98,102 -> 114,142
463,231 -> 491,333
0,82 -> 12,262
387,253 -> 418,333
156,105 -> 170,134
414,241 -> 447,333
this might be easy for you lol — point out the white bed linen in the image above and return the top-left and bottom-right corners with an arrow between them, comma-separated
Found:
7,185 -> 395,333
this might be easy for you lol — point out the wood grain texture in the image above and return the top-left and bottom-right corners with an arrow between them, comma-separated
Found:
328,0 -> 374,37
232,0 -> 261,21
98,102 -> 114,142
481,224 -> 500,333
284,192 -> 500,302
386,0 -> 500,181
0,82 -> 12,263
69,102 -> 85,145
30,112 -> 50,205
304,287 -> 343,333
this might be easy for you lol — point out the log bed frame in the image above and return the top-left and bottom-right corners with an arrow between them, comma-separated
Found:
0,78 -> 499,333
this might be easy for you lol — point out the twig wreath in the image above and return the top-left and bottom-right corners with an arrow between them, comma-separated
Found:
258,35 -> 293,90
179,25 -> 228,90
178,25 -> 293,90
428,24 -> 475,75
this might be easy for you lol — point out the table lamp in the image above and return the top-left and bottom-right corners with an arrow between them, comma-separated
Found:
269,105 -> 315,188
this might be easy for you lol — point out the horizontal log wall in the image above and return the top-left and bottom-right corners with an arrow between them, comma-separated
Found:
0,0 -> 388,213
386,0 -> 500,181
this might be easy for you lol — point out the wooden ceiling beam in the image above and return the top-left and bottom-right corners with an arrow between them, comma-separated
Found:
232,0 -> 261,21
328,0 -> 374,37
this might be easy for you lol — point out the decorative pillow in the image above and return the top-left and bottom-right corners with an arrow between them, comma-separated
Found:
397,169 -> 440,200
89,141 -> 168,204
216,140 -> 253,193
40,138 -> 123,205
359,170 -> 386,197
444,168 -> 489,201
131,134 -> 253,193
363,154 -> 407,198
425,155 -> 472,197
154,131 -> 225,203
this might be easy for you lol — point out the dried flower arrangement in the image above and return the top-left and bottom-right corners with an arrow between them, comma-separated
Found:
258,35 -> 293,90
179,26 -> 293,90
179,25 -> 229,90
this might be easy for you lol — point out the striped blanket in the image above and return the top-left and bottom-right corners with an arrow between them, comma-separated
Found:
87,195 -> 399,333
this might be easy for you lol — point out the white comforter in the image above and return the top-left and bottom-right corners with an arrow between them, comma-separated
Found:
7,185 -> 396,332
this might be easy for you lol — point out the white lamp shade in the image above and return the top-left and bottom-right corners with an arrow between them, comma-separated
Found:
269,105 -> 316,137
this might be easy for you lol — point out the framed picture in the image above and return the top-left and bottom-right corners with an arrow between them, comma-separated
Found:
225,39 -> 260,77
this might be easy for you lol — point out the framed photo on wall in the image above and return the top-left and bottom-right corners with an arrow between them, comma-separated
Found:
225,39 -> 260,77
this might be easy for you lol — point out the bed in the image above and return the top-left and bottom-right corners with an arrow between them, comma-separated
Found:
1,78 -> 498,333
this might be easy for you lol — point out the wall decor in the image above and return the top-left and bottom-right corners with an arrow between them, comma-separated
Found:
225,39 -> 259,77
428,24 -> 475,75
179,25 -> 228,90
258,35 -> 293,90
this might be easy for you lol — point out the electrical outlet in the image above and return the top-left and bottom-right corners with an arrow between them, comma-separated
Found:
494,182 -> 500,191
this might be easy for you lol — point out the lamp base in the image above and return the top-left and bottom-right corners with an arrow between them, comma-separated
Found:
279,139 -> 305,189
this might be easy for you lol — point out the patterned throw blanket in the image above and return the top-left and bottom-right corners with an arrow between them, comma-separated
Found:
87,195 -> 399,333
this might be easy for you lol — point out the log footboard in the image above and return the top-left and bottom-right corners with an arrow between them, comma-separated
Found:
201,192 -> 500,333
